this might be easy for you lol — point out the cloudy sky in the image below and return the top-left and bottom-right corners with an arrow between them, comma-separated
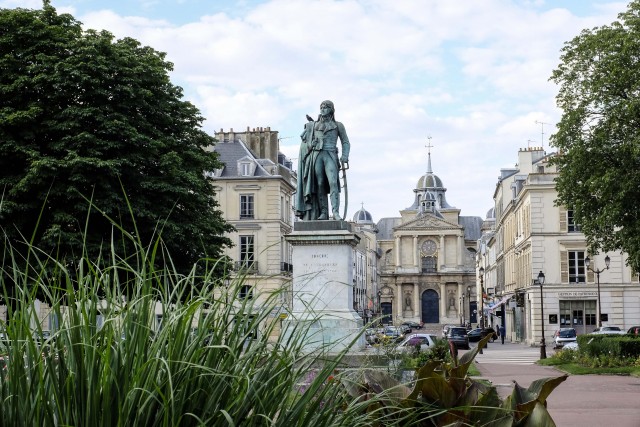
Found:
7,0 -> 628,221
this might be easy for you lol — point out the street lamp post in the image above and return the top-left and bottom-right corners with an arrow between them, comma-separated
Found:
467,286 -> 471,326
459,294 -> 465,326
478,267 -> 485,354
479,267 -> 485,328
537,271 -> 546,360
585,255 -> 610,328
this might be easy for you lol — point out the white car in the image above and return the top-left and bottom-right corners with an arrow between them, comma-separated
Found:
553,328 -> 577,349
591,326 -> 626,335
396,333 -> 438,352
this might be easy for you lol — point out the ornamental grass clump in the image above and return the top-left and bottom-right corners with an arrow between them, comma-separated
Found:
0,234 -> 368,426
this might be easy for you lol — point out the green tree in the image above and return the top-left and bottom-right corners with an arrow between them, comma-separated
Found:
0,4 -> 233,291
550,0 -> 640,272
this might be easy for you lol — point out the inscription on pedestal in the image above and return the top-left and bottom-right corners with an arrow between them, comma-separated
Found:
284,228 -> 364,352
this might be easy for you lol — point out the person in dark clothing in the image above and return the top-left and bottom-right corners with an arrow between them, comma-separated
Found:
500,325 -> 506,344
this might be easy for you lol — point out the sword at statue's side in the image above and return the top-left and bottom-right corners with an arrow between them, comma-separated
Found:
340,160 -> 349,221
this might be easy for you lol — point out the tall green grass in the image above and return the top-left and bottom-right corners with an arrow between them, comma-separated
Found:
0,231 -> 393,426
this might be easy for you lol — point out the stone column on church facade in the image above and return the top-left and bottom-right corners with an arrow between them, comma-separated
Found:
439,282 -> 446,322
458,235 -> 464,266
413,282 -> 420,315
396,282 -> 403,320
457,283 -> 464,322
413,235 -> 418,268
395,236 -> 401,267
439,235 -> 445,267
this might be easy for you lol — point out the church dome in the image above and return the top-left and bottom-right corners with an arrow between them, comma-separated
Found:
486,207 -> 495,219
353,205 -> 374,224
416,173 -> 443,189
406,146 -> 453,211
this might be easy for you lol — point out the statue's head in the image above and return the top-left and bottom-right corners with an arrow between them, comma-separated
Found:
319,100 -> 335,121
320,100 -> 334,111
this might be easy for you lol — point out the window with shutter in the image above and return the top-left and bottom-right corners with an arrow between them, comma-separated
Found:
559,207 -> 567,232
567,210 -> 581,232
568,251 -> 586,283
560,251 -> 568,283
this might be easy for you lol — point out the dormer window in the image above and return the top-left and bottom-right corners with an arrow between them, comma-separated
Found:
204,168 -> 224,178
237,156 -> 257,177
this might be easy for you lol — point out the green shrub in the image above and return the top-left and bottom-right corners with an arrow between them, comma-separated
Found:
550,347 -> 580,363
578,334 -> 640,359
397,338 -> 452,372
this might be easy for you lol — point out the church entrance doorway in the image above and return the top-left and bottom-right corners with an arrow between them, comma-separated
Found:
469,301 -> 478,324
421,289 -> 439,323
381,302 -> 392,325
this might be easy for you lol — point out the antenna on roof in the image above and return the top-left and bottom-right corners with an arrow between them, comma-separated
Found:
534,121 -> 551,149
527,139 -> 536,149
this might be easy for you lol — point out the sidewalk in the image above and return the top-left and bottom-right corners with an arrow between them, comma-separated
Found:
473,343 -> 640,427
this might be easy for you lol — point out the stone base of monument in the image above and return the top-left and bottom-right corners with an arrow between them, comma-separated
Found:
283,220 -> 365,353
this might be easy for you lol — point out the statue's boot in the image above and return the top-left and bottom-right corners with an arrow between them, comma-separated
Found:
318,196 -> 329,220
331,193 -> 342,220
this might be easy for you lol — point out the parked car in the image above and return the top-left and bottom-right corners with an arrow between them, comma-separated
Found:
627,326 -> 640,336
398,324 -> 412,335
447,326 -> 470,350
442,324 -> 454,339
396,333 -> 438,353
401,321 -> 423,331
365,328 -> 382,345
592,326 -> 626,335
553,328 -> 577,349
382,326 -> 406,343
467,327 -> 497,342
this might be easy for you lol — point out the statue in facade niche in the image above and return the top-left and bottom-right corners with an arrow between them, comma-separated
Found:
405,293 -> 412,310
295,100 -> 350,221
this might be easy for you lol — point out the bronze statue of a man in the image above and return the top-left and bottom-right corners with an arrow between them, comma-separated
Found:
295,100 -> 350,220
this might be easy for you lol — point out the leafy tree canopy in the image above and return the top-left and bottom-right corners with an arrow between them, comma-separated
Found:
550,0 -> 640,272
0,4 -> 234,290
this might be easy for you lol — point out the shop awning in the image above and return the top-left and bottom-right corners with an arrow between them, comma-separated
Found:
487,295 -> 511,312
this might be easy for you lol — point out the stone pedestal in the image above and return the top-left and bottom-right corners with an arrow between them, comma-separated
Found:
283,220 -> 365,353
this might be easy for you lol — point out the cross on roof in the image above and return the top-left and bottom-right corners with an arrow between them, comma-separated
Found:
425,136 -> 433,174
425,136 -> 433,155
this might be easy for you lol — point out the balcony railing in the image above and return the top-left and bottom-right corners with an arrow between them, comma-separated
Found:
234,261 -> 258,273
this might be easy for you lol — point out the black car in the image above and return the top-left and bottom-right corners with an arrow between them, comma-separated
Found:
467,327 -> 497,342
401,321 -> 422,331
447,326 -> 470,349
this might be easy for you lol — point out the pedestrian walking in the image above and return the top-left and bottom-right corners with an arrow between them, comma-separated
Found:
500,325 -> 506,344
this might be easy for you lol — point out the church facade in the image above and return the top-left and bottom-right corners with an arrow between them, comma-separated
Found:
375,151 -> 483,326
